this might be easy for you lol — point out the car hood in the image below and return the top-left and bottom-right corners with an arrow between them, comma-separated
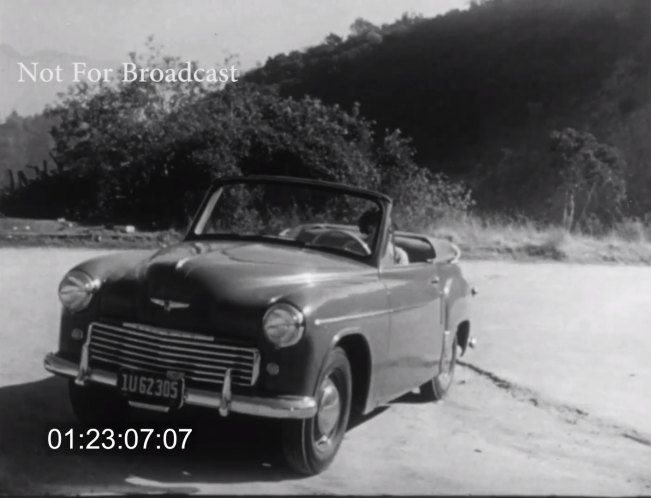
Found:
89,240 -> 375,337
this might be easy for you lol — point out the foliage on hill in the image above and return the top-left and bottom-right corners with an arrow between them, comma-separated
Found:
3,0 -> 650,235
0,46 -> 471,230
246,0 -> 651,223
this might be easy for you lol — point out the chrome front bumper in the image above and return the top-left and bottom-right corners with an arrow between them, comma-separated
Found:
44,352 -> 317,419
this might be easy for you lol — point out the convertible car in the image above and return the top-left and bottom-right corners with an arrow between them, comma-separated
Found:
44,175 -> 476,474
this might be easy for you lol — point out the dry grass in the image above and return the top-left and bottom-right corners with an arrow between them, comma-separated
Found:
430,215 -> 651,265
0,217 -> 183,249
3,215 -> 651,264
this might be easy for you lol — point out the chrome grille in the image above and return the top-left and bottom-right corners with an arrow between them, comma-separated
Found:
88,322 -> 260,387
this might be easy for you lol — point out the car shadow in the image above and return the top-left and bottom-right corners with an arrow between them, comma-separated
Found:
0,376 -> 388,494
347,405 -> 390,430
391,390 -> 429,405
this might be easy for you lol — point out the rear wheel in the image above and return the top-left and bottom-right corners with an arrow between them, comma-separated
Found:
419,331 -> 458,401
282,347 -> 352,475
68,380 -> 130,424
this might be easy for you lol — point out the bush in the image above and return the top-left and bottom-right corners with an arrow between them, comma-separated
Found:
376,130 -> 474,232
1,45 -> 474,230
610,218 -> 649,243
548,128 -> 628,231
577,213 -> 609,237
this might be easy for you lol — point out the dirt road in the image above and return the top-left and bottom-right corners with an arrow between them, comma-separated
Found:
1,249 -> 650,495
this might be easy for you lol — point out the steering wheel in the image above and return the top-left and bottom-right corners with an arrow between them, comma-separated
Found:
311,229 -> 371,256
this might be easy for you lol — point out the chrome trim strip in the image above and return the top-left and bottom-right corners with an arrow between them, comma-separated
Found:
314,309 -> 391,326
314,302 -> 428,326
149,298 -> 191,311
128,401 -> 170,412
175,258 -> 190,270
44,353 -> 317,419
390,302 -> 429,314
121,322 -> 214,342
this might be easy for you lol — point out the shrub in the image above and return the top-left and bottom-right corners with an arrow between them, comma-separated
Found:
610,217 -> 649,243
548,128 -> 628,231
376,130 -> 474,232
1,59 -> 474,230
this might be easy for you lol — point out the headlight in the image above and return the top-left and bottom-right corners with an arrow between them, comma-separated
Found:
263,303 -> 304,348
58,270 -> 100,313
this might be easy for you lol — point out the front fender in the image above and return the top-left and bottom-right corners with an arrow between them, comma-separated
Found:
443,273 -> 473,354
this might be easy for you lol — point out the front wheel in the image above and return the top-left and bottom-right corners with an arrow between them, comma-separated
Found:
282,347 -> 352,475
419,331 -> 458,401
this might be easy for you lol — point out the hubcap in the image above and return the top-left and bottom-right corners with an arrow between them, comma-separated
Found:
316,377 -> 340,437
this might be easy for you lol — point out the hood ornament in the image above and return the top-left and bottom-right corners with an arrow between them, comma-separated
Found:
150,298 -> 190,312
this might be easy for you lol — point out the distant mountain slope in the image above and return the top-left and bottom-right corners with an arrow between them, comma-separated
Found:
0,44 -> 120,118
246,0 -> 651,212
0,45 -> 123,189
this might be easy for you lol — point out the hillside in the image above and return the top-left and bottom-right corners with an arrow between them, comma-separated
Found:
0,112 -> 53,192
0,44 -> 121,119
0,45 -> 122,190
246,0 -> 651,216
2,0 -> 651,229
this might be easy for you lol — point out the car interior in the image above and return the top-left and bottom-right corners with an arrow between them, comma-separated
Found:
393,234 -> 436,263
283,224 -> 437,263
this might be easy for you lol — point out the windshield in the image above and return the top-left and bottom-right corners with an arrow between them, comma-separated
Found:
191,180 -> 383,260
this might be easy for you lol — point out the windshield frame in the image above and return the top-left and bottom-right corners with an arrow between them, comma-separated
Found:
184,176 -> 391,267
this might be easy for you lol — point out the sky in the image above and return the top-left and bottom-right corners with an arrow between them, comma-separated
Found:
0,0 -> 468,69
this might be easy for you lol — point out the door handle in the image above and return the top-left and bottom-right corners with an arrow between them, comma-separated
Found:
430,276 -> 440,285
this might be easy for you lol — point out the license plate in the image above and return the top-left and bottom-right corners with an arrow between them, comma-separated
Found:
117,370 -> 185,409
